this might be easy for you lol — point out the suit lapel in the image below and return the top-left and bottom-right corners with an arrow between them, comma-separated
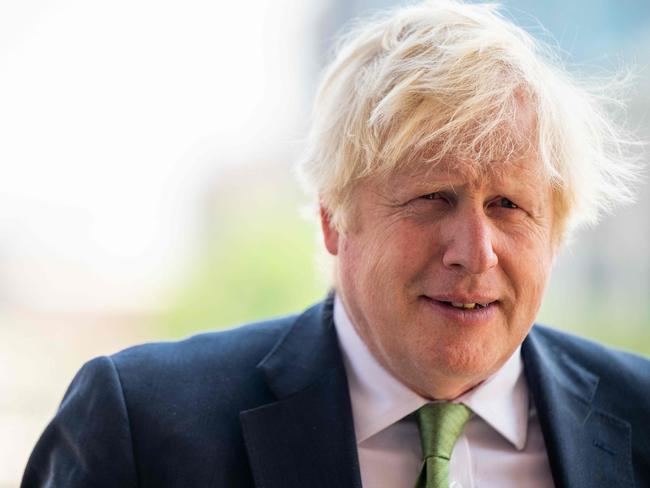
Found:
239,297 -> 362,488
522,328 -> 634,488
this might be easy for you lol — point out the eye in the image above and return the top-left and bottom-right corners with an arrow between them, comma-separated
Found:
498,197 -> 518,209
405,191 -> 453,214
419,192 -> 455,204
489,197 -> 518,209
420,192 -> 443,201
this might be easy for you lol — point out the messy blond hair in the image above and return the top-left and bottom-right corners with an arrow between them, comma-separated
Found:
297,0 -> 641,243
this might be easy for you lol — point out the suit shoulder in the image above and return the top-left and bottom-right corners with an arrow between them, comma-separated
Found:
110,313 -> 299,375
84,311 -> 308,433
529,324 -> 650,387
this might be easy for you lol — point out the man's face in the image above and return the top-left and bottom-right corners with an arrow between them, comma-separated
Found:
322,152 -> 556,400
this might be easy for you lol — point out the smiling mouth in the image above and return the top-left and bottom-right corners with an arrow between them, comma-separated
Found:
424,297 -> 499,311
420,296 -> 499,323
441,301 -> 490,310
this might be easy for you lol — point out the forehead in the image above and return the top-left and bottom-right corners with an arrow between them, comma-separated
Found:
376,152 -> 549,194
377,95 -> 542,187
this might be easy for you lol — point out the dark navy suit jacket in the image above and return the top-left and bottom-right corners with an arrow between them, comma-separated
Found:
22,297 -> 650,487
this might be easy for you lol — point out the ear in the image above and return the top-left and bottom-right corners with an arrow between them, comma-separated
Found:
320,205 -> 340,256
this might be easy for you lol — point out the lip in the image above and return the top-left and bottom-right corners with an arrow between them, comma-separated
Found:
419,295 -> 499,325
428,293 -> 499,305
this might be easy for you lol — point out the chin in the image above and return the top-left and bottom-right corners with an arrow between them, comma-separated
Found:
417,340 -> 504,386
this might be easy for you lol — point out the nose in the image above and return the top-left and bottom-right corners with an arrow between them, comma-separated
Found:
441,208 -> 498,274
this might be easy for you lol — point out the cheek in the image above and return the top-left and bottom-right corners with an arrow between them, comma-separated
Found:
508,244 -> 552,313
382,221 -> 437,263
351,225 -> 419,274
338,235 -> 387,295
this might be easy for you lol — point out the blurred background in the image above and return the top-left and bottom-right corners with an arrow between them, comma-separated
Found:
1,0 -> 648,484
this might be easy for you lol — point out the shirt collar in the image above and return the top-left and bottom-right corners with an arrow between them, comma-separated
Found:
333,295 -> 529,451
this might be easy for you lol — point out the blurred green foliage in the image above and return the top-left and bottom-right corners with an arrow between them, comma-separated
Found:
160,173 -> 327,337
538,296 -> 650,356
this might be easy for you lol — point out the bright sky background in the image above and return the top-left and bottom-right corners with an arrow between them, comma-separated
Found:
0,0 -> 325,310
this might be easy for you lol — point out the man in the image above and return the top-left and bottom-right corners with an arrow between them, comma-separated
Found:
23,1 -> 649,487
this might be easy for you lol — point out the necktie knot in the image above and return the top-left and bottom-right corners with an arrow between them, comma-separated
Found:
414,402 -> 473,488
417,402 -> 473,459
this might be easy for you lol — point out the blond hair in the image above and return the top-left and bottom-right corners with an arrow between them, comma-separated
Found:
297,0 -> 642,242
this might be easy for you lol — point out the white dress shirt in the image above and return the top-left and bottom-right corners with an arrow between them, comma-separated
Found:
333,296 -> 554,488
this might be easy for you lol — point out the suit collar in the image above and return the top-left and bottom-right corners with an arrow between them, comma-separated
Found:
257,295 -> 339,399
239,296 -> 362,488
523,326 -> 634,488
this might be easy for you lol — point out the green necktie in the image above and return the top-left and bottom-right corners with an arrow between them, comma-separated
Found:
414,403 -> 473,488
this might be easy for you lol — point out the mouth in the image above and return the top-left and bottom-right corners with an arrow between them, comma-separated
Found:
420,296 -> 500,314
438,300 -> 492,310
